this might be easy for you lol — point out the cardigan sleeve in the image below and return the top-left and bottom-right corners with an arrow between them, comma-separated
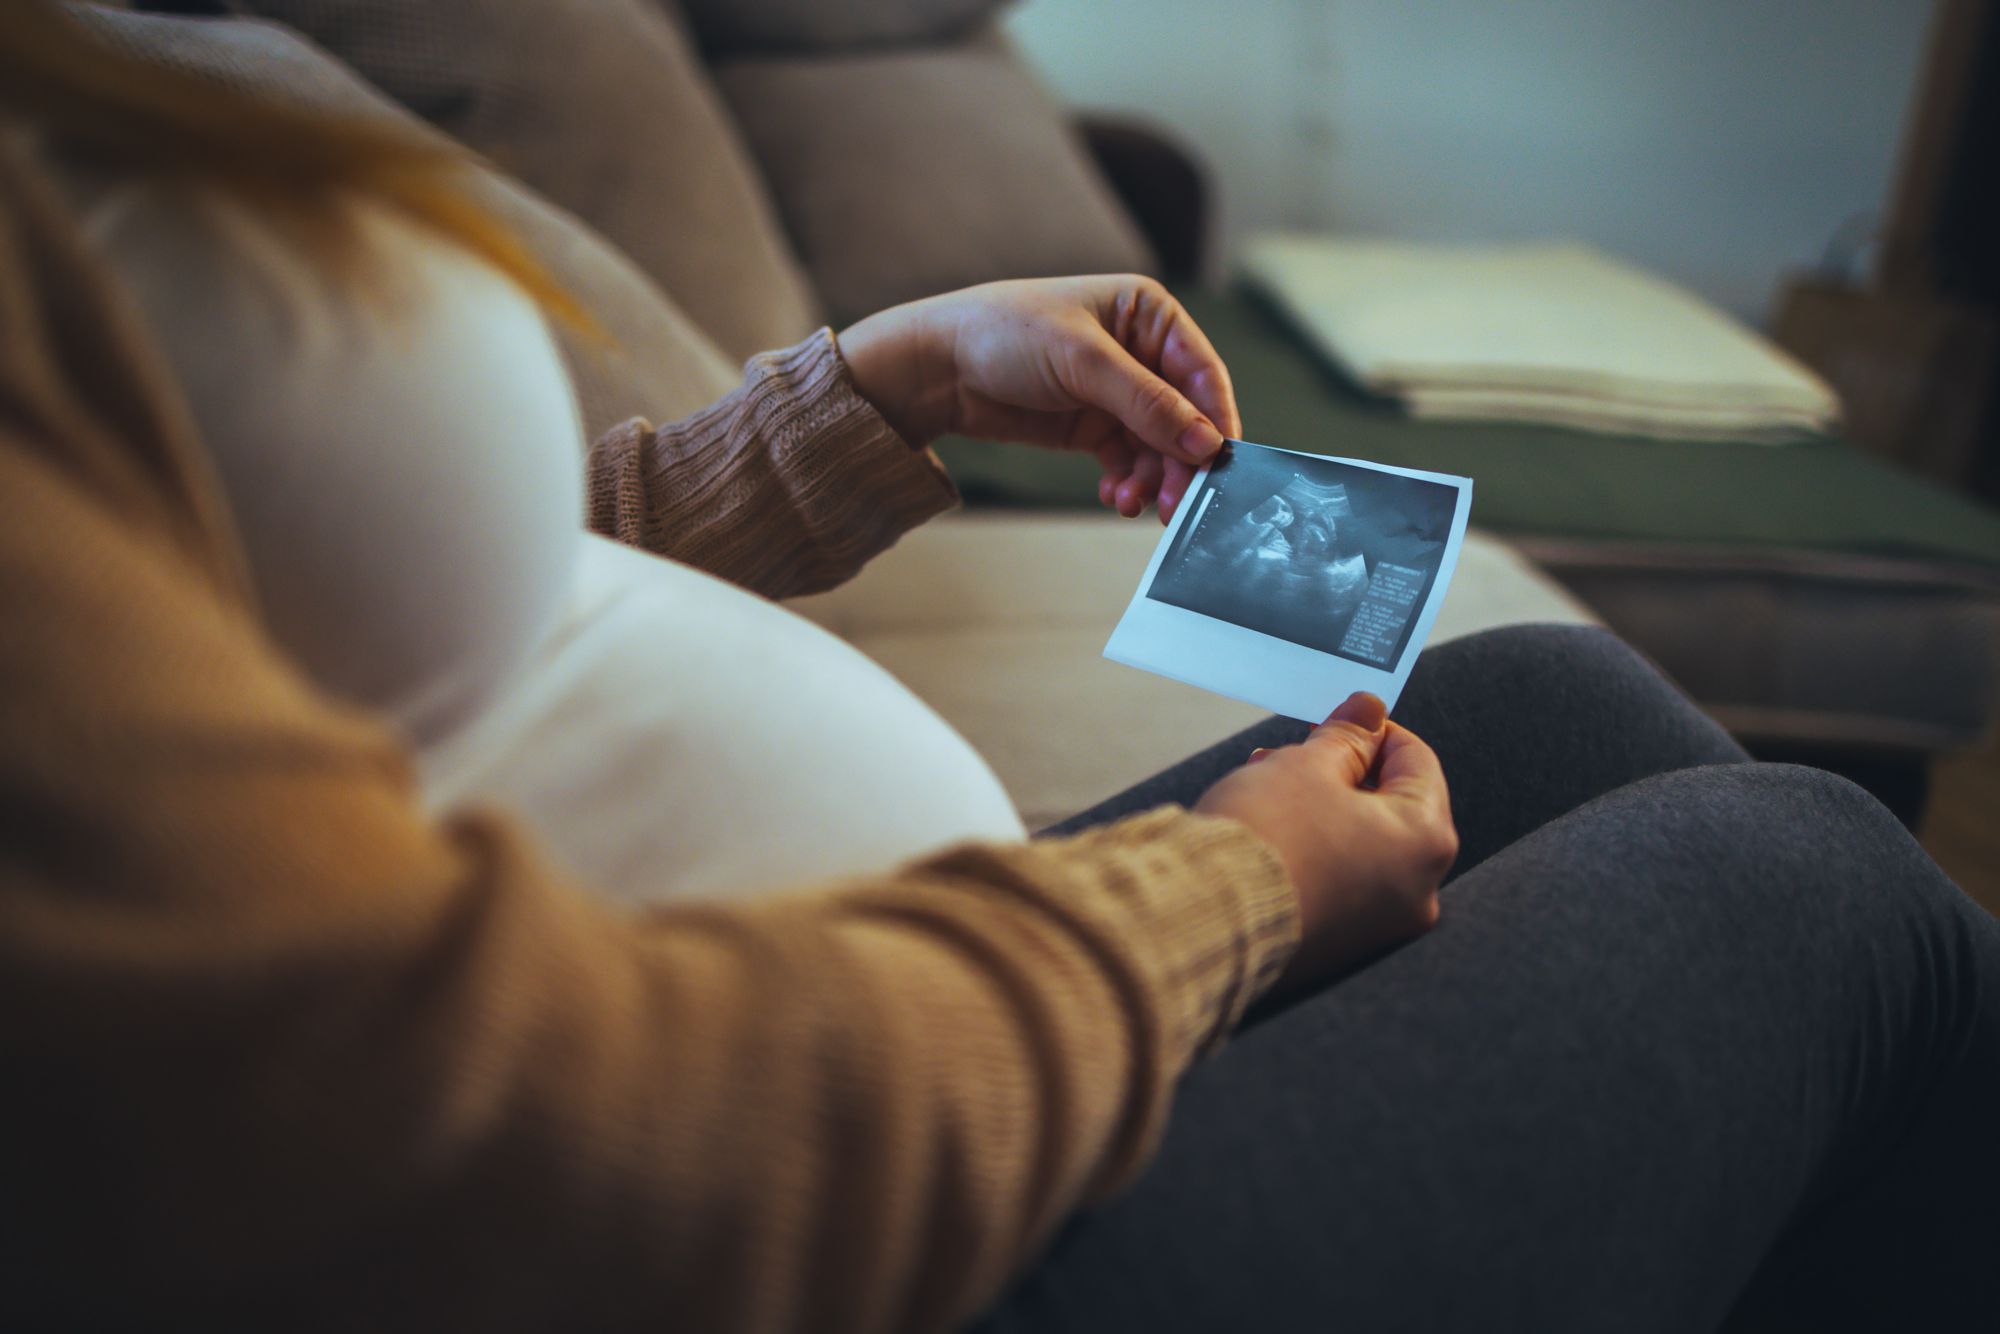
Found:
0,437 -> 1297,1333
586,329 -> 960,599
0,136 -> 1303,1333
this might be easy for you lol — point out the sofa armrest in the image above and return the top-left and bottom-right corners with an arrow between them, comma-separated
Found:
1075,114 -> 1212,283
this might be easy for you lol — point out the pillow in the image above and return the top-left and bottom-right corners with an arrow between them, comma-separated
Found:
477,173 -> 741,436
716,28 -> 1155,326
226,0 -> 822,362
1240,235 -> 1840,441
670,0 -> 1003,56
78,8 -> 739,439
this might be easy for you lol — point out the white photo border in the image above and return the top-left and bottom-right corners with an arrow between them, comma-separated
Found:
1103,440 -> 1473,721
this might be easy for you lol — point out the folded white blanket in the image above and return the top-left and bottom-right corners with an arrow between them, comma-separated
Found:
1240,235 -> 1840,442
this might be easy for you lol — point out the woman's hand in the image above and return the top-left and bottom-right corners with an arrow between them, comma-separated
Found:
839,275 -> 1241,524
1196,692 -> 1457,993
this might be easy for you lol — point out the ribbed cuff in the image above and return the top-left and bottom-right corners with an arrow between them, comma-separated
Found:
753,328 -> 959,532
587,328 -> 958,599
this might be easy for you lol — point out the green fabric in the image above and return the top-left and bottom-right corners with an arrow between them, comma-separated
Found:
934,287 -> 2000,569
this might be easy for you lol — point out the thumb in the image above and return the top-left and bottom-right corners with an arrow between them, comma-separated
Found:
1079,331 -> 1226,464
1302,691 -> 1389,784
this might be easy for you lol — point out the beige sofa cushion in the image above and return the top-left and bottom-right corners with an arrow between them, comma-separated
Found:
673,0 -> 1002,55
792,514 -> 1599,828
717,29 -> 1155,325
232,0 -> 822,362
79,8 -> 739,439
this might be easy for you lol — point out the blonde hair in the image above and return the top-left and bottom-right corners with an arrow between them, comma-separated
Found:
0,0 -> 587,328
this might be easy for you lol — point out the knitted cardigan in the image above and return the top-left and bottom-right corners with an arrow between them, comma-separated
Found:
0,137 -> 1298,1333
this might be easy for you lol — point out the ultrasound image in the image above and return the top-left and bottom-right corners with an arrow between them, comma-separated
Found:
1147,445 -> 1457,667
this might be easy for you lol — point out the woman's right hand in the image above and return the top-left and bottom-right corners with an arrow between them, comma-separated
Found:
1196,692 -> 1457,993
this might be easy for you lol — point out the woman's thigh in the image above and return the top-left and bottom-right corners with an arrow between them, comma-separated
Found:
1046,623 -> 1749,880
981,763 -> 1999,1333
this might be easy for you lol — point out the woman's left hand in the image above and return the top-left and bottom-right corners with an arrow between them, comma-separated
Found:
839,275 -> 1241,523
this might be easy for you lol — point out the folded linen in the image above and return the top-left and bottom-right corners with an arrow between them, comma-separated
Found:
1240,235 -> 1840,442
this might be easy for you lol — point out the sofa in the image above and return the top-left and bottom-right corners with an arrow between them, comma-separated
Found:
101,0 -> 1995,825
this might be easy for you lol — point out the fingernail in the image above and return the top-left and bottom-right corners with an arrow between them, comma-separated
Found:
1326,691 -> 1387,734
1247,747 -> 1272,764
1177,421 -> 1223,459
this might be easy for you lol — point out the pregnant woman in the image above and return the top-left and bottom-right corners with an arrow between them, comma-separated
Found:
2,6 -> 1995,1331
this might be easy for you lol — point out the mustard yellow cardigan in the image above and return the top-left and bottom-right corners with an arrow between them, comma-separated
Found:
0,137 -> 1298,1332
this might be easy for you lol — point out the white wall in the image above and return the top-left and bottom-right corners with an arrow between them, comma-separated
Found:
1005,0 -> 1935,322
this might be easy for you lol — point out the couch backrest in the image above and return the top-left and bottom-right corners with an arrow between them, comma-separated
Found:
206,0 -> 825,364
672,0 -> 1005,57
113,1 -> 1157,369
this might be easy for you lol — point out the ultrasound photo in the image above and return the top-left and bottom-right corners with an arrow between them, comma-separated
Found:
1146,444 -> 1459,668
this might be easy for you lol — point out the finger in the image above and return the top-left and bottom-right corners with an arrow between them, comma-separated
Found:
1302,692 -> 1390,784
1113,281 -> 1244,442
1181,364 -> 1242,442
1095,436 -> 1135,475
1326,691 -> 1387,732
1158,457 -> 1196,524
1074,330 -> 1225,465
1159,308 -> 1243,440
1375,722 -> 1451,820
1116,450 -> 1165,518
1095,438 -> 1135,508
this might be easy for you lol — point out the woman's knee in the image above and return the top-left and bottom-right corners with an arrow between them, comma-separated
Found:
1419,622 -> 1666,701
1745,764 -> 1971,918
1413,623 -> 1747,767
1408,624 -> 1658,720
1454,761 -> 1972,1017
1596,762 -> 1959,928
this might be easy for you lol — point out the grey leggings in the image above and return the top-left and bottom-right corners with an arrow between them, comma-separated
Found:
977,625 -> 1999,1332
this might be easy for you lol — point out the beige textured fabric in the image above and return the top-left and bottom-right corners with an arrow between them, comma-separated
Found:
74,7 -> 740,438
233,0 -> 823,362
2,132 -> 1300,1332
673,0 -> 1003,55
793,514 -> 1601,827
718,27 -> 1156,325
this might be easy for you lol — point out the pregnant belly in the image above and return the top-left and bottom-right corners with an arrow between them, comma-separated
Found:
420,535 -> 1026,904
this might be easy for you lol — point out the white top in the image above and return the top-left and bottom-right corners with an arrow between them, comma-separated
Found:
85,185 -> 1024,903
